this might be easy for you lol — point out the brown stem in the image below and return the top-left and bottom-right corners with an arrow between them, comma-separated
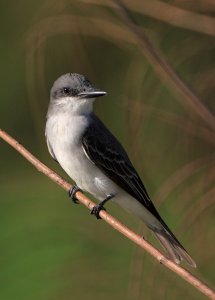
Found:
0,128 -> 214,299
113,0 -> 215,132
81,0 -> 215,37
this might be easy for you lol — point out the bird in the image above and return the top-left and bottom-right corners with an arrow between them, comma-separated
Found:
45,73 -> 196,267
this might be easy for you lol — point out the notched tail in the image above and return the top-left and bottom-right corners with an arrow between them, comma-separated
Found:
152,225 -> 196,268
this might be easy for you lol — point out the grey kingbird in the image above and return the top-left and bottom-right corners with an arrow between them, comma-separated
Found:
45,73 -> 196,267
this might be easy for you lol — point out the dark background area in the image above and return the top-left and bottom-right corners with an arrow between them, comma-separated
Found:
0,1 -> 215,299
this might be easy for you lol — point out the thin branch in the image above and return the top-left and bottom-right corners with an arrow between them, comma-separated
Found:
0,128 -> 214,300
81,0 -> 215,37
113,0 -> 215,132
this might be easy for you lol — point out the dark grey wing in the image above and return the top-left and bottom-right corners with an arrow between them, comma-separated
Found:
82,114 -> 162,221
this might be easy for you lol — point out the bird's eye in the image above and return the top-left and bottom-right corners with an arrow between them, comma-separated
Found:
63,87 -> 70,95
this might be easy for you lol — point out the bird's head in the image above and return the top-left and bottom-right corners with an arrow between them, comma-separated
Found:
49,73 -> 106,115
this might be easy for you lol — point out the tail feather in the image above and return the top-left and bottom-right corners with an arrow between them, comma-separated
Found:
152,224 -> 196,268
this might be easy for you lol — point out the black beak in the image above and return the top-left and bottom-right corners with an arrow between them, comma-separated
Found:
78,90 -> 107,99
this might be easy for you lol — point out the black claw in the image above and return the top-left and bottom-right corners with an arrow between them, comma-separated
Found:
69,185 -> 83,204
91,204 -> 106,219
91,194 -> 114,219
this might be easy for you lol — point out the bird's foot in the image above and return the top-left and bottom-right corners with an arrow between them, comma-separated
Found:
69,185 -> 83,204
91,194 -> 114,219
91,203 -> 106,219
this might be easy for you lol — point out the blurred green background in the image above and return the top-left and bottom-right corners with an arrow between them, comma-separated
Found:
0,1 -> 215,299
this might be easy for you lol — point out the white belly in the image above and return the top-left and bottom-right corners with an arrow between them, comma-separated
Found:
46,113 -> 160,228
45,113 -> 118,200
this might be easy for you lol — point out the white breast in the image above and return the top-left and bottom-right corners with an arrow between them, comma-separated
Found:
45,113 -> 118,200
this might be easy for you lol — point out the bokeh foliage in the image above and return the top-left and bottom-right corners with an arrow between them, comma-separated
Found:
0,1 -> 215,299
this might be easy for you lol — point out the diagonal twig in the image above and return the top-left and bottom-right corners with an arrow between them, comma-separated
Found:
81,0 -> 215,37
113,0 -> 215,132
0,128 -> 215,299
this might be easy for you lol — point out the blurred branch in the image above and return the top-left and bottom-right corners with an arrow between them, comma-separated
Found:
27,13 -> 215,133
81,0 -> 215,37
155,153 -> 215,205
180,187 -> 215,233
113,0 -> 215,132
0,128 -> 215,299
141,104 -> 215,147
121,0 -> 215,37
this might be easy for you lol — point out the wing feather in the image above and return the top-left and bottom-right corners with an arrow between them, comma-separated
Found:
82,114 -> 162,220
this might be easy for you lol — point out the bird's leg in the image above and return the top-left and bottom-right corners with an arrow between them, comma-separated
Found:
91,194 -> 115,219
69,185 -> 83,204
